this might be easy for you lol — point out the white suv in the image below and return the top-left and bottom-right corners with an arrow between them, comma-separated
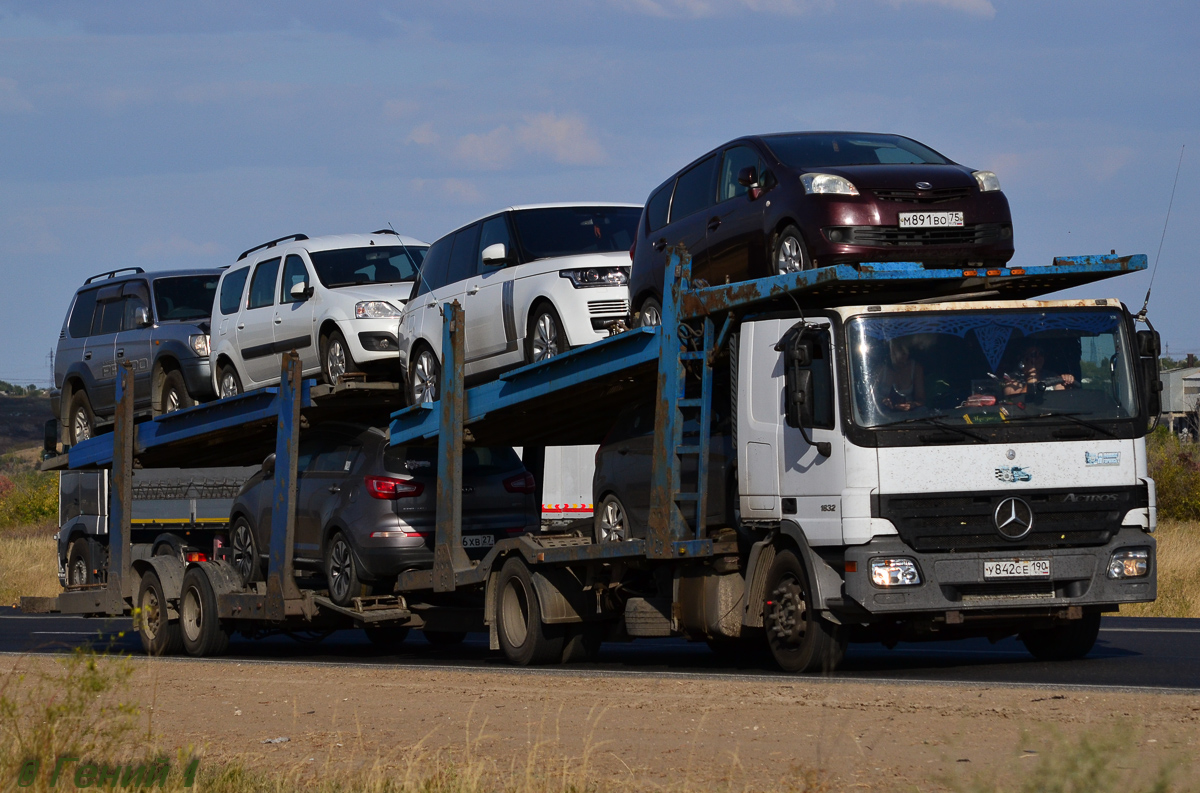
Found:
398,203 -> 641,403
211,231 -> 428,395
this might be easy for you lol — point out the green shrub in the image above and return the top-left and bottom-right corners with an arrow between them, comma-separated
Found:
0,468 -> 56,529
1147,427 -> 1200,521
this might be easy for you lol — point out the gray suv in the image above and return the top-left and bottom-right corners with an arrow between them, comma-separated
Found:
54,267 -> 222,446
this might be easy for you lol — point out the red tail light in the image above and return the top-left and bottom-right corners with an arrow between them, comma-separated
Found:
185,552 -> 208,563
365,475 -> 424,499
504,472 -> 537,494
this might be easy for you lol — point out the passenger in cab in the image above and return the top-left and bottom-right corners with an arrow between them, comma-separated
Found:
1003,343 -> 1076,396
877,338 -> 925,411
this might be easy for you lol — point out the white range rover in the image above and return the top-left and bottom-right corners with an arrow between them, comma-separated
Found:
398,203 -> 641,403
210,231 -> 428,395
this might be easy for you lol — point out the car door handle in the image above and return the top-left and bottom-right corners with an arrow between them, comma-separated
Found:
653,238 -> 667,252
328,485 -> 341,494
83,352 -> 92,360
274,317 -> 282,325
467,286 -> 480,295
707,216 -> 721,231
617,447 -> 629,455
236,323 -> 245,330
116,348 -> 124,357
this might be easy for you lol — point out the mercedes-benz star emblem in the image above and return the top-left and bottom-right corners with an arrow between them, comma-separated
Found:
915,181 -> 932,190
994,497 -> 1034,540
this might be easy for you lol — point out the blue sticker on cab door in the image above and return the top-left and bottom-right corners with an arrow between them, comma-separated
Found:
1084,451 -> 1121,466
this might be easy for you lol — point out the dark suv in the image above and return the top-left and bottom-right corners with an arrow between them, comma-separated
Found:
629,132 -> 1014,324
54,267 -> 221,446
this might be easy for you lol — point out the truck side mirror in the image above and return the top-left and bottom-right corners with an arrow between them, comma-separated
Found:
481,243 -> 508,266
1136,329 -> 1160,358
1136,329 -> 1162,424
778,324 -> 832,457
790,368 -> 816,428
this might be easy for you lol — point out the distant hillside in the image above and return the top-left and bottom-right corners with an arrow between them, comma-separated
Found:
0,394 -> 53,455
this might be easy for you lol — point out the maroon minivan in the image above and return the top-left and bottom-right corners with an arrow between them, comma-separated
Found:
629,132 -> 1014,325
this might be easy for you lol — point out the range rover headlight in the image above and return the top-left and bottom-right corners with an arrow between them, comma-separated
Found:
972,170 -> 1002,192
189,334 -> 210,357
559,268 -> 629,288
355,301 -> 402,319
800,173 -> 859,196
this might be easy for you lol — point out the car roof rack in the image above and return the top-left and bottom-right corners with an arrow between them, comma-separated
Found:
371,229 -> 399,235
237,234 -> 309,262
84,267 -> 146,284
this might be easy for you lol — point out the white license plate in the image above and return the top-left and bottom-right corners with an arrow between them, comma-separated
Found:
462,535 -> 494,548
898,211 -> 964,228
984,559 -> 1051,579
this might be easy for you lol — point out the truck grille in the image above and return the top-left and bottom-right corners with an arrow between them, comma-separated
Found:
588,299 -> 629,315
872,187 -> 971,204
841,223 -> 1005,247
875,486 -> 1147,553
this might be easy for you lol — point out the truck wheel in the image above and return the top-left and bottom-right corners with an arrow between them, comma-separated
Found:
179,567 -> 231,657
408,345 -> 440,405
230,518 -> 261,586
218,364 -> 242,399
325,532 -> 370,608
496,556 -> 564,666
321,329 -> 360,385
364,626 -> 410,649
67,389 -> 95,445
423,630 -> 467,646
762,549 -> 845,673
137,570 -> 182,656
159,369 -> 194,415
638,297 -> 662,328
1020,608 -> 1102,661
67,538 -> 93,586
772,225 -> 812,274
595,494 -> 630,543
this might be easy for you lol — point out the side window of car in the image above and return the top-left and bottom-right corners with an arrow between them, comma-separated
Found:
718,146 -> 763,202
247,257 -> 281,310
121,280 -> 151,330
279,255 -> 309,304
91,285 -> 125,336
68,288 -> 100,338
446,224 -> 481,287
416,238 -> 451,297
477,215 -> 513,273
311,441 -> 359,473
645,182 -> 672,233
669,155 -> 718,222
219,267 -> 250,315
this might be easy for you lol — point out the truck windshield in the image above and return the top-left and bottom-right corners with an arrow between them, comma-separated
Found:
845,309 -> 1139,429
309,245 -> 426,289
152,275 -> 219,322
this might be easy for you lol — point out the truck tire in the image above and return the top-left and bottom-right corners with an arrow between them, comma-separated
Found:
423,630 -> 467,646
230,518 -> 261,586
1020,608 -> 1102,661
179,567 -> 231,657
137,570 -> 182,656
67,538 -> 94,586
159,369 -> 194,415
762,549 -> 845,673
325,532 -> 370,608
67,389 -> 95,445
496,556 -> 564,666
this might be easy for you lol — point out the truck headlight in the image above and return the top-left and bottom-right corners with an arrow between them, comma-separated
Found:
559,268 -> 629,288
189,334 -> 210,356
355,301 -> 402,319
972,170 -> 1002,192
1108,548 -> 1149,579
870,558 -> 921,587
801,173 -> 859,196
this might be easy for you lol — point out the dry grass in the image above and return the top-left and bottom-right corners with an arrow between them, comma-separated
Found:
0,529 -> 58,607
1121,519 -> 1200,618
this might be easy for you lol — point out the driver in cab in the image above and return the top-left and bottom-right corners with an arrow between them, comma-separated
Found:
1003,344 -> 1076,396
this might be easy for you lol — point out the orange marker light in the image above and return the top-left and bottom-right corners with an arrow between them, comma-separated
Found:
962,269 -> 977,277
986,269 -> 1002,276
1010,268 -> 1025,275
845,561 -> 858,573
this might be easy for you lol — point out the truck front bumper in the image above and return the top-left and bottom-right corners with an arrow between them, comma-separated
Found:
843,528 -> 1156,616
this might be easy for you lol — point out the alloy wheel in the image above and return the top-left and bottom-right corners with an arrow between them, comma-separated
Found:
231,523 -> 255,584
328,538 -> 353,603
219,372 -> 240,399
412,351 -> 438,403
640,304 -> 661,327
597,499 -> 627,543
164,388 -> 181,413
73,408 -> 91,443
532,313 -> 560,361
326,338 -> 347,382
776,235 -> 807,274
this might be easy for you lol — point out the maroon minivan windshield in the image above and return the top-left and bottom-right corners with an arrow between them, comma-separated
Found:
764,133 -> 950,168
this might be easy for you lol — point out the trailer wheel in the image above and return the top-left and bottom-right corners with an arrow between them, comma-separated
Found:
496,556 -> 564,666
179,567 -> 231,657
1019,607 -> 1102,661
423,630 -> 467,646
137,570 -> 181,656
325,532 -> 370,608
762,549 -> 845,673
230,518 -> 261,586
67,538 -> 94,586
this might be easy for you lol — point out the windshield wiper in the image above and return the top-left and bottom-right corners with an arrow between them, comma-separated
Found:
1003,410 -> 1120,440
884,414 -> 988,443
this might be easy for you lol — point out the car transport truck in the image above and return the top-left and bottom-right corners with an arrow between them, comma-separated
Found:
25,251 -> 1161,672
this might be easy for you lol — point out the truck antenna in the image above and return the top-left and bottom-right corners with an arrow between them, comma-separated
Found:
1135,144 -> 1185,323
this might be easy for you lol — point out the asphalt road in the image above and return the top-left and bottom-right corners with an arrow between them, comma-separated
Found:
3,606 -> 1198,691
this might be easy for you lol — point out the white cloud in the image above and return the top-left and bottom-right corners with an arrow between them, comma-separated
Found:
883,0 -> 995,18
455,125 -> 516,170
407,122 -> 440,146
136,235 -> 222,259
0,77 -> 35,114
610,0 -> 993,17
410,177 -> 482,204
449,113 -> 606,170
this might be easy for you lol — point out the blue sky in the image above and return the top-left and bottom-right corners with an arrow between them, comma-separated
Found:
0,0 -> 1196,384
